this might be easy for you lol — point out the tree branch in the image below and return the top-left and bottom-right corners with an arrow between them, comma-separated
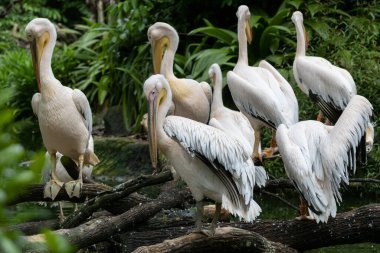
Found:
132,227 -> 297,253
23,187 -> 192,250
60,170 -> 173,228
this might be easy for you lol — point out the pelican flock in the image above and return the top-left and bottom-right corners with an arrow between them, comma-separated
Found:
25,3 -> 375,235
227,5 -> 299,163
26,18 -> 99,200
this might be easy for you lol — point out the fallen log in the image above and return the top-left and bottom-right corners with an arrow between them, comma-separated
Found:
132,227 -> 297,253
121,204 -> 380,252
22,187 -> 192,251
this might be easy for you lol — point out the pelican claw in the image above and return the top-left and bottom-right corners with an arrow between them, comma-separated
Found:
64,180 -> 83,198
43,179 -> 64,200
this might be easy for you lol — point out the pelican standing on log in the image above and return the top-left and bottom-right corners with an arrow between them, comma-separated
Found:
144,74 -> 263,235
26,18 -> 99,200
147,22 -> 212,123
208,63 -> 266,186
227,5 -> 298,162
291,11 -> 373,162
276,95 -> 373,222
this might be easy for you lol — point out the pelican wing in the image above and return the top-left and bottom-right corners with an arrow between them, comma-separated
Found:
163,115 -> 258,208
227,71 -> 286,129
259,60 -> 298,124
309,90 -> 342,124
31,93 -> 41,115
321,95 -> 373,200
72,89 -> 93,143
295,56 -> 355,110
276,124 -> 328,214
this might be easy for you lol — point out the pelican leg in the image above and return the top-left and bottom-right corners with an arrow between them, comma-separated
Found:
208,202 -> 221,236
252,130 -> 263,166
316,110 -> 323,122
263,129 -> 278,158
296,196 -> 313,220
64,154 -> 84,198
195,201 -> 203,232
44,152 -> 64,200
58,201 -> 65,223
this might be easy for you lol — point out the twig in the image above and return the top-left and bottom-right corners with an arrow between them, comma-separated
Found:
261,190 -> 298,211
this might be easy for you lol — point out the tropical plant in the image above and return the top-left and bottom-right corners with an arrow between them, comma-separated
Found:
0,87 -> 75,253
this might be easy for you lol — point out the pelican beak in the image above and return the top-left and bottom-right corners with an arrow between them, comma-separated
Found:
30,31 -> 49,92
147,87 -> 167,168
151,36 -> 168,74
245,19 -> 253,44
303,25 -> 308,50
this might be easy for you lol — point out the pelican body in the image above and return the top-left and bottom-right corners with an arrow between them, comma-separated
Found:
144,74 -> 264,235
227,5 -> 298,161
291,11 -> 374,162
147,22 -> 212,124
26,18 -> 99,200
208,64 -> 266,186
291,11 -> 356,123
277,95 -> 373,222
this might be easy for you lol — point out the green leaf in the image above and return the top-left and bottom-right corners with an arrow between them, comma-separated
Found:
189,26 -> 237,45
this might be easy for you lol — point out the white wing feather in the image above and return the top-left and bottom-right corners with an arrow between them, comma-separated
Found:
31,93 -> 41,115
259,60 -> 299,124
321,95 -> 373,197
72,89 -> 93,146
227,70 -> 289,128
277,123 -> 329,214
164,115 -> 264,221
295,56 -> 356,109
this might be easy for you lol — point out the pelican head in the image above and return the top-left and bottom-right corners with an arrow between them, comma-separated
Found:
25,18 -> 57,91
291,11 -> 308,50
236,5 -> 252,44
208,63 -> 221,87
147,22 -> 178,74
291,11 -> 303,24
144,74 -> 171,168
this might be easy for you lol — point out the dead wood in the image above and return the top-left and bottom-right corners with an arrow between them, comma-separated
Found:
132,227 -> 298,253
60,170 -> 173,228
121,204 -> 380,252
23,187 -> 192,251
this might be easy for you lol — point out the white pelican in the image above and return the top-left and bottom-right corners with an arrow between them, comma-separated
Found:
291,11 -> 356,123
147,22 -> 212,124
227,5 -> 298,162
208,63 -> 266,186
276,95 -> 373,222
291,11 -> 373,163
26,18 -> 99,200
144,74 -> 263,235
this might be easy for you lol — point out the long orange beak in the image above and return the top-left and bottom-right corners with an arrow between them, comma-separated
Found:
147,87 -> 167,169
30,39 -> 41,92
30,31 -> 49,92
147,88 -> 159,168
152,36 -> 168,74
245,20 -> 253,44
303,25 -> 308,50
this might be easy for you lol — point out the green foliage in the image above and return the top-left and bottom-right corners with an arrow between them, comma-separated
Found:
0,87 -> 74,252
